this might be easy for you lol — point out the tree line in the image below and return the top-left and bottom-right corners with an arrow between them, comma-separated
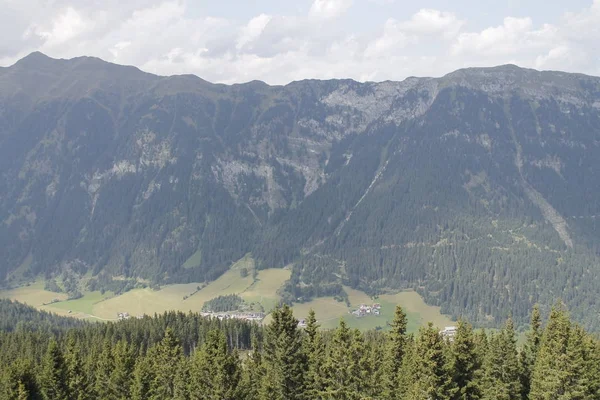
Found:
1,300 -> 599,399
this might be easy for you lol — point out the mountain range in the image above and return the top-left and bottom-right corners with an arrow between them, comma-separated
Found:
1,52 -> 600,328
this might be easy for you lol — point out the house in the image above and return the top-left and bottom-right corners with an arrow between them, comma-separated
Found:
298,319 -> 307,328
440,326 -> 458,341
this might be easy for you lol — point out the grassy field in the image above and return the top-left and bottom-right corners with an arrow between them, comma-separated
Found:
290,287 -> 453,333
1,280 -> 68,307
87,255 -> 291,319
182,249 -> 202,269
1,255 -> 452,331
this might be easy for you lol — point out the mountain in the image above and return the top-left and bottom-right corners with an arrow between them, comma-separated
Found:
2,52 -> 600,328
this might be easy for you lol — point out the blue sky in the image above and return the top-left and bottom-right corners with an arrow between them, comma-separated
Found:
1,0 -> 599,84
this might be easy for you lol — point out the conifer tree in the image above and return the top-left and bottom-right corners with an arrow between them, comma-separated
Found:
584,335 -> 600,399
382,306 -> 408,400
320,319 -> 365,400
530,304 -> 571,400
303,309 -> 325,399
39,339 -> 69,400
131,356 -> 153,400
241,330 -> 264,400
562,324 -> 589,399
397,335 -> 416,400
64,334 -> 89,400
188,329 -> 241,400
2,359 -> 39,400
173,357 -> 191,400
93,339 -> 114,399
451,319 -> 481,400
481,319 -> 521,400
108,339 -> 135,399
147,328 -> 184,399
520,305 -> 542,399
259,304 -> 307,400
407,322 -> 455,400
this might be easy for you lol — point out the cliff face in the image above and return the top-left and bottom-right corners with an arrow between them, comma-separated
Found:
2,53 -> 600,327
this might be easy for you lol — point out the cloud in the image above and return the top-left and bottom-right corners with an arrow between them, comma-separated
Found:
309,0 -> 353,20
398,9 -> 464,39
364,19 -> 411,58
237,14 -> 272,50
1,0 -> 600,84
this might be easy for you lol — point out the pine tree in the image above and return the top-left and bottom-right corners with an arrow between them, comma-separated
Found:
259,305 -> 307,400
407,322 -> 455,400
303,309 -> 325,399
188,329 -> 241,400
382,306 -> 408,400
93,339 -> 114,399
520,305 -> 542,399
562,324 -> 589,399
241,330 -> 265,400
108,339 -> 135,399
147,328 -> 184,400
2,359 -> 39,400
451,319 -> 481,400
481,319 -> 522,400
64,334 -> 89,400
584,335 -> 600,399
319,319 -> 365,400
530,304 -> 571,400
131,356 -> 152,400
39,339 -> 69,400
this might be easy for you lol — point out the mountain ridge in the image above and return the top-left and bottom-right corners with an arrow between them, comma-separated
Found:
1,53 -> 600,329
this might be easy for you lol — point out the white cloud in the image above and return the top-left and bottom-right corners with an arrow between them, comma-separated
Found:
27,7 -> 91,47
1,0 -> 600,84
398,9 -> 464,39
237,14 -> 272,50
309,0 -> 353,20
364,19 -> 411,58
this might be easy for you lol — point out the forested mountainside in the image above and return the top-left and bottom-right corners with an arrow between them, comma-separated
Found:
1,300 -> 599,400
2,52 -> 600,328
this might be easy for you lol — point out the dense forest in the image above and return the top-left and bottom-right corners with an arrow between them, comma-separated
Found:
1,299 -> 598,399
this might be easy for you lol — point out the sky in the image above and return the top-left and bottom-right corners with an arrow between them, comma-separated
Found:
1,0 -> 599,84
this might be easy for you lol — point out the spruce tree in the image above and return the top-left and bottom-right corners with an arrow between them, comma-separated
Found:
188,329 -> 241,400
303,309 -> 325,399
259,304 -> 307,400
481,319 -> 521,400
64,334 -> 89,400
92,339 -> 114,399
562,324 -> 589,399
319,319 -> 364,400
530,305 -> 571,400
407,322 -> 455,400
451,319 -> 481,400
520,305 -> 542,399
39,340 -> 68,400
2,359 -> 39,400
382,306 -> 408,400
108,339 -> 135,399
147,328 -> 184,399
131,356 -> 153,400
584,335 -> 600,399
241,330 -> 265,400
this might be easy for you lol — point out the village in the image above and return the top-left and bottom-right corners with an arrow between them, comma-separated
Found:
351,303 -> 382,318
200,311 -> 265,322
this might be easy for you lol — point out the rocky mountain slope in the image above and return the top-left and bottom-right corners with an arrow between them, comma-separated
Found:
2,52 -> 600,328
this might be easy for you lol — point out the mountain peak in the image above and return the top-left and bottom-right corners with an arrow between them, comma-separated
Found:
14,51 -> 53,67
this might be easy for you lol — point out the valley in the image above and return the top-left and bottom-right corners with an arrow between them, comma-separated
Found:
0,255 -> 452,332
